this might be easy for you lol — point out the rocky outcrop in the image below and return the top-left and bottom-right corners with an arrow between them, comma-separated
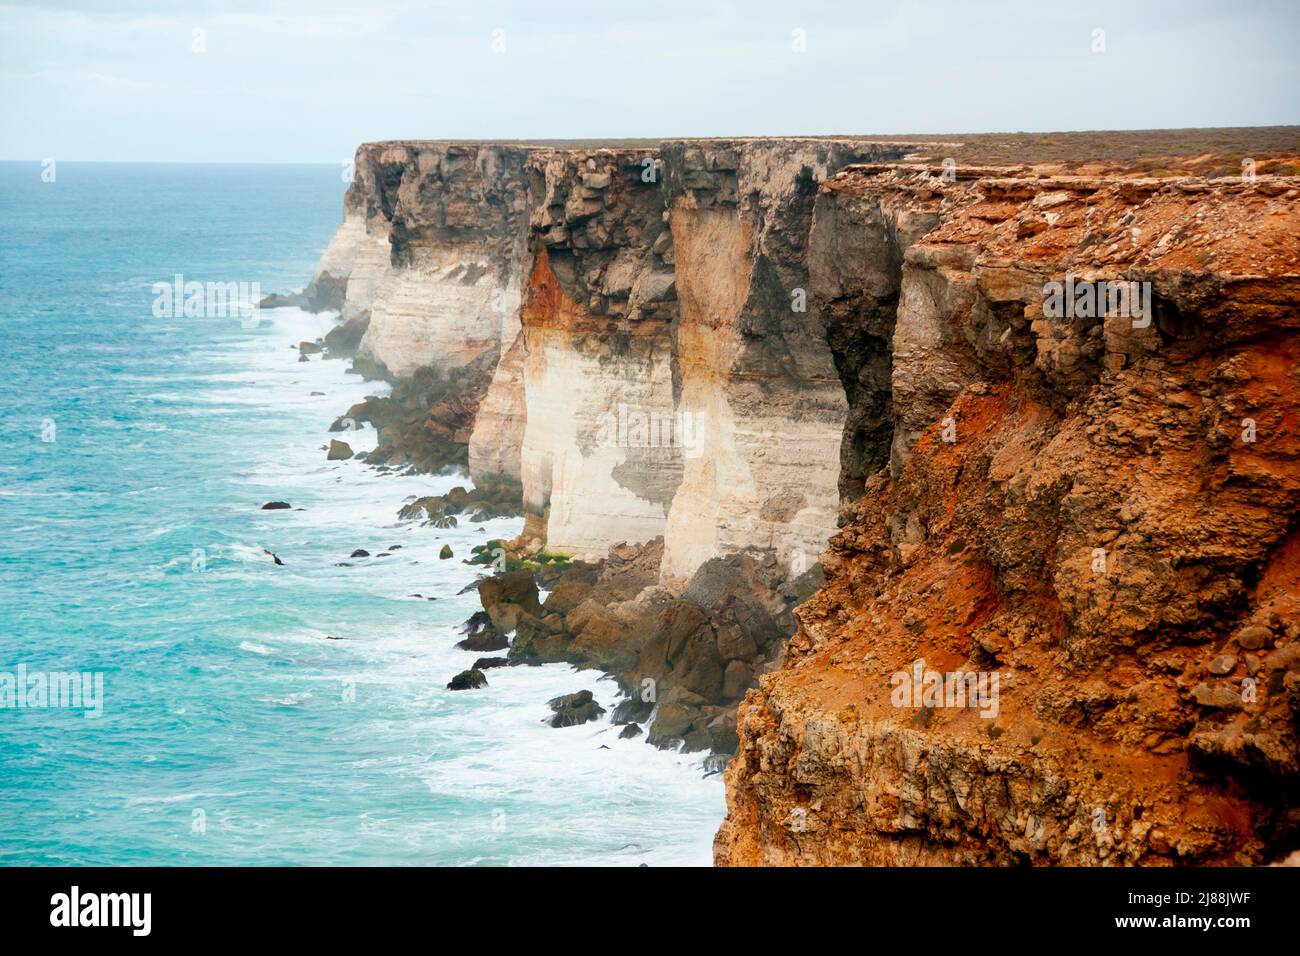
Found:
656,140 -> 903,586
715,166 -> 1300,866
307,140 -> 1300,865
494,536 -> 822,755
547,690 -> 606,727
312,138 -> 918,566
310,184 -> 390,321
315,143 -> 532,380
516,148 -> 680,557
502,139 -> 917,574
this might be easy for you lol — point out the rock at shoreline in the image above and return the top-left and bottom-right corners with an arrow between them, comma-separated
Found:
547,690 -> 605,728
439,544 -> 453,560
326,356 -> 509,478
256,291 -> 300,310
446,669 -> 487,691
611,696 -> 654,725
456,611 -> 508,652
397,479 -> 522,525
298,340 -> 323,355
478,569 -> 543,634
646,698 -> 697,748
327,439 -> 354,461
322,311 -> 370,359
619,723 -> 643,739
257,272 -> 345,314
473,656 -> 510,670
261,501 -> 291,510
463,538 -> 784,756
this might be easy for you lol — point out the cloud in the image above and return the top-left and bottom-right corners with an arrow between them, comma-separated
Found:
1,0 -> 1296,161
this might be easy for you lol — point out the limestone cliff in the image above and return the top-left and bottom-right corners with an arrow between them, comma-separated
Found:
307,135 -> 1300,863
335,142 -> 532,380
715,165 -> 1300,866
515,147 -> 678,556
313,137 -> 916,578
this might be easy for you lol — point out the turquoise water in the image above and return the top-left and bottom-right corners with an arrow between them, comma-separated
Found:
0,162 -> 723,865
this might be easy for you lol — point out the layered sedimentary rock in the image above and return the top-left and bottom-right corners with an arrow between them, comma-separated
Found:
308,138 -> 1300,849
354,143 -> 532,379
716,166 -> 1300,865
508,139 -> 915,572
309,142 -> 533,381
467,332 -> 527,488
515,148 -> 680,557
308,166 -> 391,319
313,138 -> 916,575
659,141 -> 903,587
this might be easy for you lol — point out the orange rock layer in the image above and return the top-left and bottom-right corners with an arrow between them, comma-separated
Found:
716,165 -> 1300,866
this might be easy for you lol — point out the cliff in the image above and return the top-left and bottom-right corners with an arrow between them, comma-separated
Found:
305,132 -> 1300,864
311,137 -> 917,580
715,164 -> 1300,865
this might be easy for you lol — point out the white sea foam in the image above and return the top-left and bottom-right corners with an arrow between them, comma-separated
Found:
196,305 -> 727,865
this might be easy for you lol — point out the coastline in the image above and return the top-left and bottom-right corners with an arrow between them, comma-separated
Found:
255,302 -> 727,866
298,134 -> 1300,867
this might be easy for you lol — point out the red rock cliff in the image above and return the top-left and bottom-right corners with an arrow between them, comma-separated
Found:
716,164 -> 1300,865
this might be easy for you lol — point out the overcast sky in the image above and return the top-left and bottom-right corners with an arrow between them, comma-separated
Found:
2,0 -> 1296,163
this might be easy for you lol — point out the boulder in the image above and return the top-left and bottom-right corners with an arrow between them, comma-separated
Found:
722,659 -> 753,700
612,695 -> 655,725
1235,626 -> 1274,651
439,544 -> 453,559
479,569 -> 542,632
457,611 -> 508,652
327,439 -> 353,461
619,723 -> 643,739
473,657 -> 510,670
547,689 -> 606,728
322,311 -> 370,358
1192,683 -> 1244,710
447,669 -> 487,691
646,701 -> 698,748
706,709 -> 740,754
261,501 -> 291,510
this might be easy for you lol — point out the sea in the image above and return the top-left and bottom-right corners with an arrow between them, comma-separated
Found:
0,160 -> 724,865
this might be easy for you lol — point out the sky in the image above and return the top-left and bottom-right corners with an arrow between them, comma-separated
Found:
2,0 -> 1297,163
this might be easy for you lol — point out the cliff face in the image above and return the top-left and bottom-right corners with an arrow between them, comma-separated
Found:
316,138 -> 916,575
659,141 -> 894,587
308,137 -> 1300,862
313,142 -> 532,379
715,166 -> 1300,865
512,139 -> 913,573
515,147 -> 678,556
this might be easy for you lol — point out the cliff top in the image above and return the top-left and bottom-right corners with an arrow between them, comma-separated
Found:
829,163 -> 1300,284
355,127 -> 1300,177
